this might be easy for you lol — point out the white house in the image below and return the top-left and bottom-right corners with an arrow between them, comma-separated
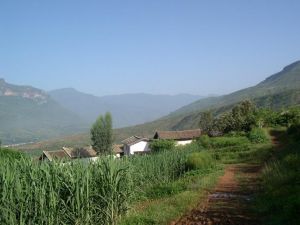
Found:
122,136 -> 150,155
153,129 -> 202,146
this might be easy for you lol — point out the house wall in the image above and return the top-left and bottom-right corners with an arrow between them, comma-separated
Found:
176,140 -> 192,146
129,141 -> 150,155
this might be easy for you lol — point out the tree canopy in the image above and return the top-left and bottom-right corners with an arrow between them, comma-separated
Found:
90,112 -> 113,155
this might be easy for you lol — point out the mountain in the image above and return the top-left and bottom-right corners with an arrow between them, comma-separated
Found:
0,79 -> 86,144
18,60 -> 300,152
172,60 -> 300,116
49,89 -> 202,127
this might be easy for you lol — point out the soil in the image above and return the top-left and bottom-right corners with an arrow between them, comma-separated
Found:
171,164 -> 261,225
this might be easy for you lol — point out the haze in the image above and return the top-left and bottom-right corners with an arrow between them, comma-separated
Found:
1,0 -> 300,96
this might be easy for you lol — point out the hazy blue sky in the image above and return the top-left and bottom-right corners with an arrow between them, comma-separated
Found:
1,0 -> 300,96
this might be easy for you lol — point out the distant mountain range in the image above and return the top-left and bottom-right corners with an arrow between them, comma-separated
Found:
48,89 -> 203,128
0,79 -> 202,144
16,60 -> 300,152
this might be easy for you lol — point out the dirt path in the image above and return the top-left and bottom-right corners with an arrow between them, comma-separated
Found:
172,164 -> 261,225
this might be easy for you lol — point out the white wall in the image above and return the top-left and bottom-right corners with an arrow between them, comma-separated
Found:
176,140 -> 192,146
129,141 -> 150,155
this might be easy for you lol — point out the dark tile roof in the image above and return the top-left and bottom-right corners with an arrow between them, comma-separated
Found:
63,147 -> 97,158
121,136 -> 149,146
40,150 -> 69,161
153,129 -> 201,140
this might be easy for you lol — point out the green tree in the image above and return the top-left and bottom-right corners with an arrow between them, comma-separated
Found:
214,100 -> 257,134
199,111 -> 214,134
90,112 -> 113,155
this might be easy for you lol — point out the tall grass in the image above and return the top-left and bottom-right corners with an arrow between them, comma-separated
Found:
0,158 -> 131,225
255,128 -> 300,225
0,148 -> 191,225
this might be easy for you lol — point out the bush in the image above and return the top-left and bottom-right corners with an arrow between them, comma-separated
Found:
287,123 -> 300,141
149,139 -> 175,152
197,135 -> 211,148
186,152 -> 215,171
248,128 -> 269,143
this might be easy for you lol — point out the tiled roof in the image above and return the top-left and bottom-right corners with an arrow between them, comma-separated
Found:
63,147 -> 97,158
121,136 -> 149,146
153,129 -> 201,140
41,150 -> 69,161
113,144 -> 124,154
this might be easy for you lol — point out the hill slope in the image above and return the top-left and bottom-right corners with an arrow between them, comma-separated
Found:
173,60 -> 300,115
0,79 -> 86,144
49,89 -> 202,127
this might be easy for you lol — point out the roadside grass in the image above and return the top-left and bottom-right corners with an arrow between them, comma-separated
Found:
119,168 -> 223,225
254,128 -> 300,225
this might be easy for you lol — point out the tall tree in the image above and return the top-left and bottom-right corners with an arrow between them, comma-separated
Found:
90,112 -> 113,155
198,111 -> 214,134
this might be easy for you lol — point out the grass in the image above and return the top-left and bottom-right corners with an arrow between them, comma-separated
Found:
0,147 -> 194,225
254,128 -> 300,225
119,168 -> 223,225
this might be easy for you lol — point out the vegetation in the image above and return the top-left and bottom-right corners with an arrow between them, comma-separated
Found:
0,146 -> 193,225
149,139 -> 175,152
247,128 -> 269,143
198,111 -> 214,134
91,112 -> 113,154
255,125 -> 300,225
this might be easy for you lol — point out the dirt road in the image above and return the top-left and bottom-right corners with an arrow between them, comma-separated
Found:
172,164 -> 261,225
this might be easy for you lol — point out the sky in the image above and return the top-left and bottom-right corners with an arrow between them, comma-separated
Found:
0,0 -> 300,96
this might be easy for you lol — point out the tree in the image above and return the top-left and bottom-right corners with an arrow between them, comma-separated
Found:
198,111 -> 214,134
90,112 -> 113,155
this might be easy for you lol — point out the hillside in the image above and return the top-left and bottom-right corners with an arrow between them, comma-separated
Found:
49,89 -> 202,127
173,60 -> 300,115
0,79 -> 86,144
17,60 -> 300,152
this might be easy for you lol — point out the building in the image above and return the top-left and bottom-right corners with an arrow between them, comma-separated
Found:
122,136 -> 150,155
153,129 -> 201,146
113,144 -> 124,158
39,146 -> 97,162
39,145 -> 124,161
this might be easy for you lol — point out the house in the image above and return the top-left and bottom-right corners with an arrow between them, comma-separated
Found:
113,144 -> 124,158
39,146 -> 97,162
39,145 -> 124,161
39,149 -> 69,162
122,136 -> 150,155
153,129 -> 201,146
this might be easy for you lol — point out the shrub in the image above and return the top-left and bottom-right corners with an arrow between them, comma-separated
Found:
149,139 -> 175,152
248,128 -> 269,143
197,135 -> 211,148
287,122 -> 300,141
186,152 -> 215,171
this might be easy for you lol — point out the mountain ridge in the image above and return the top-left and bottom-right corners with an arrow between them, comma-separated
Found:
49,88 -> 203,128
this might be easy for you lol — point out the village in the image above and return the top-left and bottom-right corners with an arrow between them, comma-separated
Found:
39,129 -> 202,161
